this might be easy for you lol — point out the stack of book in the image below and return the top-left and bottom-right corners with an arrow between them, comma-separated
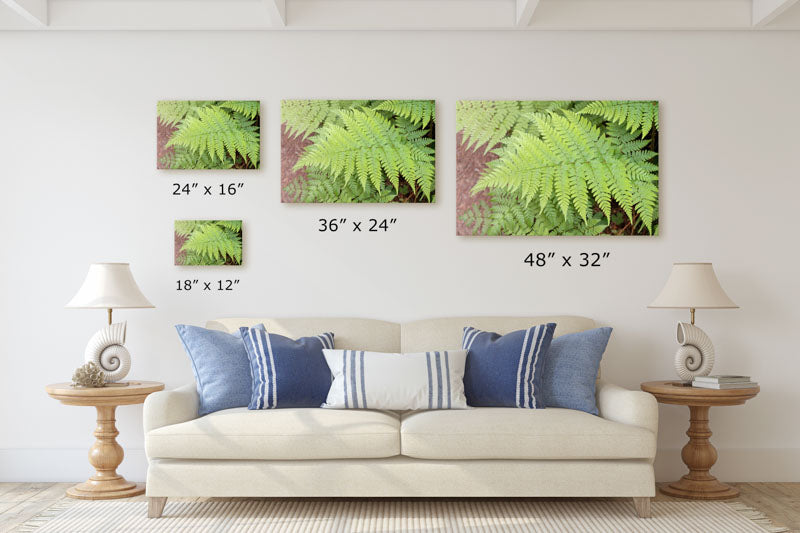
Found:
692,375 -> 758,389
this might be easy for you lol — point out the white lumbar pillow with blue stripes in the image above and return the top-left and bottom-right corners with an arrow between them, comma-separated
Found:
321,349 -> 468,410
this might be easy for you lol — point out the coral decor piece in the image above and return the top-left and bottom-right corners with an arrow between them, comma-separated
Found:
71,361 -> 106,388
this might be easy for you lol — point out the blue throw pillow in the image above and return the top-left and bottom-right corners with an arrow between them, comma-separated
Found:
240,327 -> 334,409
175,324 -> 265,417
462,323 -> 556,408
542,327 -> 613,415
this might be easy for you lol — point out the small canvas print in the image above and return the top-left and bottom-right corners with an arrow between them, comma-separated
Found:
281,100 -> 435,203
457,100 -> 659,236
157,101 -> 260,169
174,220 -> 243,266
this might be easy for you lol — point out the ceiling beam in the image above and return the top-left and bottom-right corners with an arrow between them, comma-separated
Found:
752,0 -> 800,26
1,0 -> 46,26
264,0 -> 286,26
516,0 -> 540,27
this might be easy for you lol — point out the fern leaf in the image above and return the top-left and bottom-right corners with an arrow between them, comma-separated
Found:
174,220 -> 200,237
166,106 -> 260,168
215,220 -> 242,232
294,108 -> 435,201
473,111 -> 629,223
281,100 -> 371,140
374,100 -> 435,128
158,101 -> 204,128
181,223 -> 242,265
456,101 -> 571,154
578,100 -> 659,138
220,101 -> 260,120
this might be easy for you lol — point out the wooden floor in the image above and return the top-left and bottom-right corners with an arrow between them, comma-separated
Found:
0,482 -> 798,532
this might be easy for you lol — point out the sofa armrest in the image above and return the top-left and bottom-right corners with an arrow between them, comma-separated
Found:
143,383 -> 199,433
596,380 -> 658,435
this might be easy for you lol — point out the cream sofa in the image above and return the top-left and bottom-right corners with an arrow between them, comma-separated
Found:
143,316 -> 658,518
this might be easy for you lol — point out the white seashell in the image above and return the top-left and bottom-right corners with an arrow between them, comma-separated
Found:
673,322 -> 715,381
84,322 -> 131,382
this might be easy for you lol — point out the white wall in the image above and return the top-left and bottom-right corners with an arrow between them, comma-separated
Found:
0,30 -> 798,483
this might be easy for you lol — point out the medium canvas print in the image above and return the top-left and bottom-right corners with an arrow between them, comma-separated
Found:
174,220 -> 243,266
157,101 -> 260,169
281,100 -> 435,203
457,100 -> 659,236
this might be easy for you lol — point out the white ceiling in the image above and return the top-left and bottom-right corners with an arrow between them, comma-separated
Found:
1,0 -> 799,30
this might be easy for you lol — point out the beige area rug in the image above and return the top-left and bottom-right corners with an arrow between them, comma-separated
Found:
16,499 -> 788,533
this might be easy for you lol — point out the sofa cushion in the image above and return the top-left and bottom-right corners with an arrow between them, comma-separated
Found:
146,408 -> 400,460
322,349 -> 468,410
175,324 -> 265,416
400,408 -> 655,460
240,327 -> 334,410
462,324 -> 555,408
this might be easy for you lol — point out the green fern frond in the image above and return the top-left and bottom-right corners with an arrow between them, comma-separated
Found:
578,100 -> 659,137
166,106 -> 260,168
281,100 -> 371,140
294,108 -> 435,201
174,220 -> 200,237
220,100 -> 260,120
180,223 -> 242,265
374,100 -> 435,128
456,101 -> 575,154
215,220 -> 242,232
158,101 -> 204,128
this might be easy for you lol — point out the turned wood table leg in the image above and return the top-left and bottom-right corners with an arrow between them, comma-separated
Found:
66,405 -> 145,500
660,405 -> 739,500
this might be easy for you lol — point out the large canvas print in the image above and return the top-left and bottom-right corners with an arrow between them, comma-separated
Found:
174,220 -> 243,266
158,101 -> 260,169
281,100 -> 435,203
457,101 -> 659,236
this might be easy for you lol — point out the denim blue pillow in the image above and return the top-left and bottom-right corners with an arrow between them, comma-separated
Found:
542,327 -> 613,415
240,327 -> 334,409
462,323 -> 556,408
175,324 -> 265,416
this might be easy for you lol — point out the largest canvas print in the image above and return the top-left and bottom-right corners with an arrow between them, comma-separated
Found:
282,100 -> 435,203
457,101 -> 659,236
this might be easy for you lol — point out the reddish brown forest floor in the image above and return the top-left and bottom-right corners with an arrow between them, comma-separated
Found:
456,132 -> 497,235
157,120 -> 178,169
281,124 -> 313,202
174,232 -> 187,266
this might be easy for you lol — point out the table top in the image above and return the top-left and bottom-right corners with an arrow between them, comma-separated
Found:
641,380 -> 759,407
45,381 -> 165,407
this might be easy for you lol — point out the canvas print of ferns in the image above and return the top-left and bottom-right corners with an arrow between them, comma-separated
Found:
158,101 -> 260,169
281,100 -> 435,203
457,100 -> 659,236
174,220 -> 243,266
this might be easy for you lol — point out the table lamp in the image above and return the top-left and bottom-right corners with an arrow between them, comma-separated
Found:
66,263 -> 154,383
648,262 -> 738,381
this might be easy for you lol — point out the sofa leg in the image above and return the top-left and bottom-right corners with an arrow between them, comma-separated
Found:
148,497 -> 167,518
632,497 -> 651,518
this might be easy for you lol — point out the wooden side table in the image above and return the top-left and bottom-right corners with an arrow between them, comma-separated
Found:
641,380 -> 759,500
45,381 -> 164,500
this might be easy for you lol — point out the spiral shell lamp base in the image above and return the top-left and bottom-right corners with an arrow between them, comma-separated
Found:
84,322 -> 131,383
673,322 -> 715,381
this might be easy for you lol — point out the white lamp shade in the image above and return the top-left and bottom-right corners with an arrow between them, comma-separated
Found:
648,262 -> 738,309
66,263 -> 154,309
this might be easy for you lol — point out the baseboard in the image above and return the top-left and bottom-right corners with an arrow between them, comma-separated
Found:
0,448 -> 148,482
2,448 -> 799,483
654,448 -> 800,482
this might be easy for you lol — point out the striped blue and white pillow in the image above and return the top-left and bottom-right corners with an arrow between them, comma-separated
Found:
321,349 -> 468,410
462,323 -> 556,408
240,327 -> 334,409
